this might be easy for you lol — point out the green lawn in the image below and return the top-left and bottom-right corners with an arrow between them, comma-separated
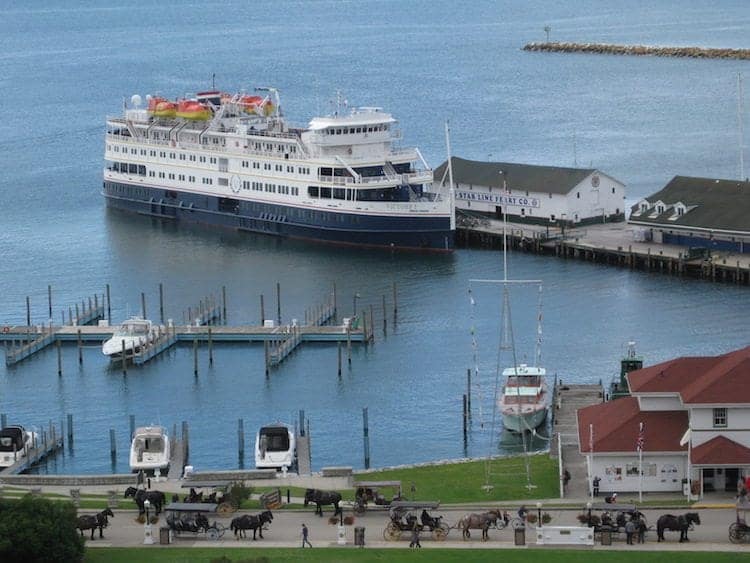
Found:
355,453 -> 560,503
84,548 -> 750,563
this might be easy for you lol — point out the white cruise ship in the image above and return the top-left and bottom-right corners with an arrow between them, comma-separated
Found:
103,88 -> 454,251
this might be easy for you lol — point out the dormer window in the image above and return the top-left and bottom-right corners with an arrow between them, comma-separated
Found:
640,202 -> 648,212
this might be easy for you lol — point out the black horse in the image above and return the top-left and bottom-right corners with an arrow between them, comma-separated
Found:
657,512 -> 700,542
76,508 -> 114,540
230,510 -> 274,540
124,486 -> 166,517
304,489 -> 342,517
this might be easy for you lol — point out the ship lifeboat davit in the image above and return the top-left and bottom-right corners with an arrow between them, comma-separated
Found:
176,100 -> 212,121
147,97 -> 177,118
239,95 -> 275,116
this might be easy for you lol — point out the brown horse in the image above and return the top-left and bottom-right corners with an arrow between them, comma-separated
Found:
457,509 -> 501,541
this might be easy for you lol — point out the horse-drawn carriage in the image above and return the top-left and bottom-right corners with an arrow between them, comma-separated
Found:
383,501 -> 449,541
180,481 -> 239,515
164,502 -> 227,541
582,503 -> 648,540
353,480 -> 402,515
729,497 -> 750,544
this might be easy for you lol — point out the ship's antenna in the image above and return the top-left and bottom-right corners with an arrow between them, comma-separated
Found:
738,72 -> 745,180
212,73 -> 215,90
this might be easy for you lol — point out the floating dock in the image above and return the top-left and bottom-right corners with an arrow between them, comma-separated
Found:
0,424 -> 64,476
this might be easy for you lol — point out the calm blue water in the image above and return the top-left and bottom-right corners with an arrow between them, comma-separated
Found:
1,1 -> 749,474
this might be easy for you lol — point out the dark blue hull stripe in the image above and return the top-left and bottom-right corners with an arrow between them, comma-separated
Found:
103,181 -> 454,251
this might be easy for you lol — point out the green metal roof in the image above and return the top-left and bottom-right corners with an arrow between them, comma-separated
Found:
630,175 -> 750,233
434,156 -> 598,195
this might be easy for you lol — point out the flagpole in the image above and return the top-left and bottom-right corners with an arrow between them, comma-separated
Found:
687,424 -> 692,501
588,423 -> 594,499
638,421 -> 644,503
638,445 -> 643,503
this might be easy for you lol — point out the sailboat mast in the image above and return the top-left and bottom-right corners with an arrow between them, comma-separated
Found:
445,121 -> 456,230
739,72 -> 745,180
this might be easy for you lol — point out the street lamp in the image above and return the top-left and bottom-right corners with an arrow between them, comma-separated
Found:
143,498 -> 154,545
586,501 -> 592,527
536,502 -> 542,526
353,293 -> 360,316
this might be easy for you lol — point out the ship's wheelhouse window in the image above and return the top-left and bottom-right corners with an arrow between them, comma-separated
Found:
138,165 -> 146,175
320,187 -> 331,198
128,164 -> 138,174
308,186 -> 319,198
333,188 -> 346,200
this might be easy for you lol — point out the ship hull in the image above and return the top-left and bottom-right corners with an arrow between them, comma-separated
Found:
502,407 -> 548,433
103,181 -> 454,252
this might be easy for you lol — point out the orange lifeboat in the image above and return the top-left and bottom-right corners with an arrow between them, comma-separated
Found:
147,96 -> 177,118
176,100 -> 212,121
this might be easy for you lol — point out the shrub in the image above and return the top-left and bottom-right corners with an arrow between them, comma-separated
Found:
526,513 -> 538,524
541,512 -> 552,524
0,495 -> 85,563
343,515 -> 355,525
227,482 -> 253,507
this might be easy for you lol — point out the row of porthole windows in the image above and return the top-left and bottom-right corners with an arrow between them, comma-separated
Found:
245,203 -> 360,225
243,181 -> 299,196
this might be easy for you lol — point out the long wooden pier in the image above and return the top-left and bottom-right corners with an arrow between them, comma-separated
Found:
458,218 -> 750,285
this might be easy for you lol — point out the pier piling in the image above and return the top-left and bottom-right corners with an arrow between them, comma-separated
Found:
0,414 -> 6,430
56,340 -> 62,376
347,326 -> 352,365
75,303 -> 79,324
67,413 -> 73,445
264,339 -> 270,377
466,368 -> 471,416
47,285 -> 52,320
362,407 -> 370,469
238,418 -> 244,460
393,281 -> 398,322
121,340 -> 127,374
369,305 -> 375,344
26,296 -> 30,327
299,410 -> 305,437
181,420 -> 190,461
77,329 -> 82,364
193,338 -> 198,376
208,327 -> 213,365
260,294 -> 265,325
382,295 -> 387,336
129,415 -> 135,439
462,394 -> 468,444
159,283 -> 164,324
141,292 -> 146,319
332,282 -> 337,321
106,284 -> 111,323
337,341 -> 342,377
276,282 -> 281,324
109,428 -> 116,459
222,285 -> 227,324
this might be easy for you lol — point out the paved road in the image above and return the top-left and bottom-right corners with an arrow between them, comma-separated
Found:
83,505 -> 745,552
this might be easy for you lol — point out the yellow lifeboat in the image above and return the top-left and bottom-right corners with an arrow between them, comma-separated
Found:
239,95 -> 275,116
176,100 -> 212,121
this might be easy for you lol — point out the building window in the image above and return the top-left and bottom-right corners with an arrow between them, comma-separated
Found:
577,192 -> 580,199
713,408 -> 727,428
612,187 -> 616,194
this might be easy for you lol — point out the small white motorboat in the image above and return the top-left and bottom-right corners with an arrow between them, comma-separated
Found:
0,425 -> 38,468
499,364 -> 550,433
255,423 -> 296,470
129,426 -> 170,474
102,317 -> 156,358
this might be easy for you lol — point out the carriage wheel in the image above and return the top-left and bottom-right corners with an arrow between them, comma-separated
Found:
214,523 -> 227,538
216,502 -> 235,516
729,523 -> 742,544
383,522 -> 401,541
207,527 -> 220,541
432,523 -> 449,541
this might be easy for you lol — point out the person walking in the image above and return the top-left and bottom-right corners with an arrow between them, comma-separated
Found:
563,468 -> 571,490
637,516 -> 646,543
301,523 -> 312,548
593,476 -> 601,497
409,522 -> 421,548
625,518 -> 636,545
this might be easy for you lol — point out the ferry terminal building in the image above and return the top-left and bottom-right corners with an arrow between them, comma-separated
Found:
629,175 -> 750,253
435,156 -> 626,226
578,345 -> 750,497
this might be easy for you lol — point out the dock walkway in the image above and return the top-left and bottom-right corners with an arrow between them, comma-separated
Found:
550,382 -> 603,499
0,425 -> 64,476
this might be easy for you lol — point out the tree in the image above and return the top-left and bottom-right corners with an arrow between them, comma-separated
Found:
0,496 -> 85,563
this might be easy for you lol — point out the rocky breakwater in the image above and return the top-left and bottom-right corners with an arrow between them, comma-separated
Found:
523,41 -> 750,60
